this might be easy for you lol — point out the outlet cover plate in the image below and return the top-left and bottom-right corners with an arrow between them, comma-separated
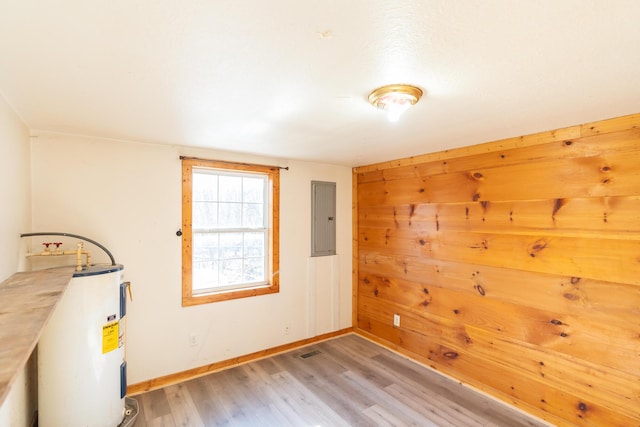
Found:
393,314 -> 400,327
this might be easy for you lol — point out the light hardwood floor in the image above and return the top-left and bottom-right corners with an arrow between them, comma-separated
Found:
131,334 -> 550,426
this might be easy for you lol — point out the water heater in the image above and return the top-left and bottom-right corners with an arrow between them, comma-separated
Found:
38,265 -> 128,427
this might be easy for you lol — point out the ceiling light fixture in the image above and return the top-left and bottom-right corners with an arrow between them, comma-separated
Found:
368,84 -> 423,123
369,84 -> 422,123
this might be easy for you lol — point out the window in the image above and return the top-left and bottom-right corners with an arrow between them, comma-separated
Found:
181,158 -> 279,306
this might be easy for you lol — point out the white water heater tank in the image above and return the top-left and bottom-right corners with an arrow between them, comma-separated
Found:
38,265 -> 127,427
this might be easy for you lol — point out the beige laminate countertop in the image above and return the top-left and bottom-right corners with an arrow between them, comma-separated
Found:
0,267 -> 74,406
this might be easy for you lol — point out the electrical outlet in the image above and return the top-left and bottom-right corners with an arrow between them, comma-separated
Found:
189,333 -> 200,347
284,325 -> 290,335
393,314 -> 400,327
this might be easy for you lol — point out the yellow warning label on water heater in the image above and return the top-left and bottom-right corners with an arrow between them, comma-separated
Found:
102,321 -> 119,354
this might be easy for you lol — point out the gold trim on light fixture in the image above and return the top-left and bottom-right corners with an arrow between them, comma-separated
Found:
368,84 -> 423,122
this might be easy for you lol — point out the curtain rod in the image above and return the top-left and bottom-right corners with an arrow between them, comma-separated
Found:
179,156 -> 289,170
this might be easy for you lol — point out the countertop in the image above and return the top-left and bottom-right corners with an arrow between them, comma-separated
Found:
0,267 -> 74,406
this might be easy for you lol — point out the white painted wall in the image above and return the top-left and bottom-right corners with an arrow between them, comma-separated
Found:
0,94 -> 30,280
30,132 -> 352,384
0,94 -> 35,426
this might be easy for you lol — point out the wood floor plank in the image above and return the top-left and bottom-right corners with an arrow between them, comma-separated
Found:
363,403 -> 431,427
252,356 -> 283,376
341,369 -> 445,427
164,383 -> 205,427
238,361 -> 314,426
321,337 -> 479,426
314,339 -> 397,389
384,383 -> 479,427
219,366 -> 272,412
183,376 -> 230,426
132,334 -> 550,427
270,370 -> 351,426
368,353 -> 495,426
252,403 -> 298,427
272,348 -> 381,426
371,350 -> 542,427
146,414 -> 178,427
140,388 -> 174,420
207,369 -> 266,426
131,396 -> 149,427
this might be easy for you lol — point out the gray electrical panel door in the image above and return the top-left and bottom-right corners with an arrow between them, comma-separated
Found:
311,181 -> 336,256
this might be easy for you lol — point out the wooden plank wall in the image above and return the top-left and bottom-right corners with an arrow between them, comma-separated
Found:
353,113 -> 640,427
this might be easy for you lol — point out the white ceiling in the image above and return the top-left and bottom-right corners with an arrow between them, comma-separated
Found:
1,1 -> 639,167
